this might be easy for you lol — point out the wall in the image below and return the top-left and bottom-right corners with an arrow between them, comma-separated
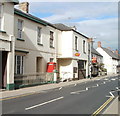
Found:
14,14 -> 58,74
0,2 -> 15,90
96,47 -> 118,75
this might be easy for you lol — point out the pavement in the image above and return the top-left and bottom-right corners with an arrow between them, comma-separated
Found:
0,74 -> 119,115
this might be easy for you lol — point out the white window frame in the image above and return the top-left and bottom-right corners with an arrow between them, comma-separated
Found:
17,19 -> 23,39
83,40 -> 86,53
15,55 -> 24,75
50,31 -> 54,48
37,27 -> 42,44
0,3 -> 3,30
50,58 -> 54,62
75,36 -> 78,51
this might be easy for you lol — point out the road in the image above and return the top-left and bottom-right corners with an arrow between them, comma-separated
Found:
2,76 -> 119,115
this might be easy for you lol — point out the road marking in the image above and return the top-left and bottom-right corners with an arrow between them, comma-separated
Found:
86,87 -> 89,90
0,90 -> 47,101
92,97 -> 114,116
111,79 -> 116,81
0,92 -> 37,101
70,88 -> 89,94
74,84 -> 77,86
104,79 -> 108,81
59,87 -> 62,90
109,92 -> 115,98
25,96 -> 64,110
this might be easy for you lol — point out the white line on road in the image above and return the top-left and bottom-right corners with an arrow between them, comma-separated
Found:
104,79 -> 108,81
86,87 -> 89,90
74,84 -> 77,86
59,87 -> 62,90
70,89 -> 87,94
25,96 -> 64,110
111,79 -> 116,81
109,92 -> 115,98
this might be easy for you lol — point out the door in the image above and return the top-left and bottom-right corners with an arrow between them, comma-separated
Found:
78,60 -> 86,79
2,51 -> 8,89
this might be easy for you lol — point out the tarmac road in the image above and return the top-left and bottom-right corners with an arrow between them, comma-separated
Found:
2,76 -> 119,115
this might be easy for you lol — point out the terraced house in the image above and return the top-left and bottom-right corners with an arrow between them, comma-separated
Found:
1,1 -> 90,90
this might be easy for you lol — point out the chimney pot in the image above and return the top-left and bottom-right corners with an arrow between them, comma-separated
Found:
98,41 -> 101,47
19,2 -> 29,13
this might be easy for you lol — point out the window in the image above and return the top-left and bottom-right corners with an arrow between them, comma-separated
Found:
75,36 -> 78,50
17,19 -> 23,39
50,31 -> 54,48
15,55 -> 23,74
50,58 -> 54,62
83,40 -> 86,53
0,3 -> 3,30
37,27 -> 42,45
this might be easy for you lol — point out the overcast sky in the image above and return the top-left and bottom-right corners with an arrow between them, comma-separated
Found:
19,0 -> 118,50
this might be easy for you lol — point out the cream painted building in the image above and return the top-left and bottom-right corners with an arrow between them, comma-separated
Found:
1,2 -> 90,90
0,0 -> 19,90
54,24 -> 89,81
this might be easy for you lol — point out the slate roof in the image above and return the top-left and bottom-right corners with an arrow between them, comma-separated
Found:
53,23 -> 72,31
91,47 -> 103,57
102,47 -> 119,60
5,0 -> 19,4
14,8 -> 56,28
54,23 -> 89,39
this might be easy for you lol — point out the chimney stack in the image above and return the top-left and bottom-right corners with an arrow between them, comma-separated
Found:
98,41 -> 101,47
19,2 -> 29,13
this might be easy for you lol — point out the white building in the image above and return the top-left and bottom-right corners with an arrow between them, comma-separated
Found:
0,0 -> 19,90
1,1 -> 90,90
54,24 -> 89,81
96,41 -> 119,75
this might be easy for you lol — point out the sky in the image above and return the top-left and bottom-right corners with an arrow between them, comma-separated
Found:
18,0 -> 118,50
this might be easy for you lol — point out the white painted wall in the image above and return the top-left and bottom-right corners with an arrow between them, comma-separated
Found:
96,47 -> 118,75
0,2 -> 15,89
57,30 -> 89,80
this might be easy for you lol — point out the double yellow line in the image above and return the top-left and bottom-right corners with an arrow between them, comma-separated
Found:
92,97 -> 114,116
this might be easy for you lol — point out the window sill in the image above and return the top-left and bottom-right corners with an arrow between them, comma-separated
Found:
17,38 -> 25,41
75,49 -> 79,52
0,30 -> 6,33
50,46 -> 55,49
38,43 -> 43,46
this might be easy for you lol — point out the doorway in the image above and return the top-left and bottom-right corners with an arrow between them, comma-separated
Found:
2,51 -> 8,89
36,57 -> 42,73
78,60 -> 86,79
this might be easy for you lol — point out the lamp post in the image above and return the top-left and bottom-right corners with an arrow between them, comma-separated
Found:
88,38 -> 93,79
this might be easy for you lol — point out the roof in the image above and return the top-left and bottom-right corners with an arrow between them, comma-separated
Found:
14,8 -> 56,28
5,0 -> 19,4
54,23 -> 89,39
91,47 -> 103,57
102,47 -> 119,60
53,23 -> 72,31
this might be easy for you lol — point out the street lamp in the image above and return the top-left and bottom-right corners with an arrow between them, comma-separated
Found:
88,38 -> 93,79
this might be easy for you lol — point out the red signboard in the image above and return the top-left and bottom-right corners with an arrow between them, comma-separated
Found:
92,57 -> 97,63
